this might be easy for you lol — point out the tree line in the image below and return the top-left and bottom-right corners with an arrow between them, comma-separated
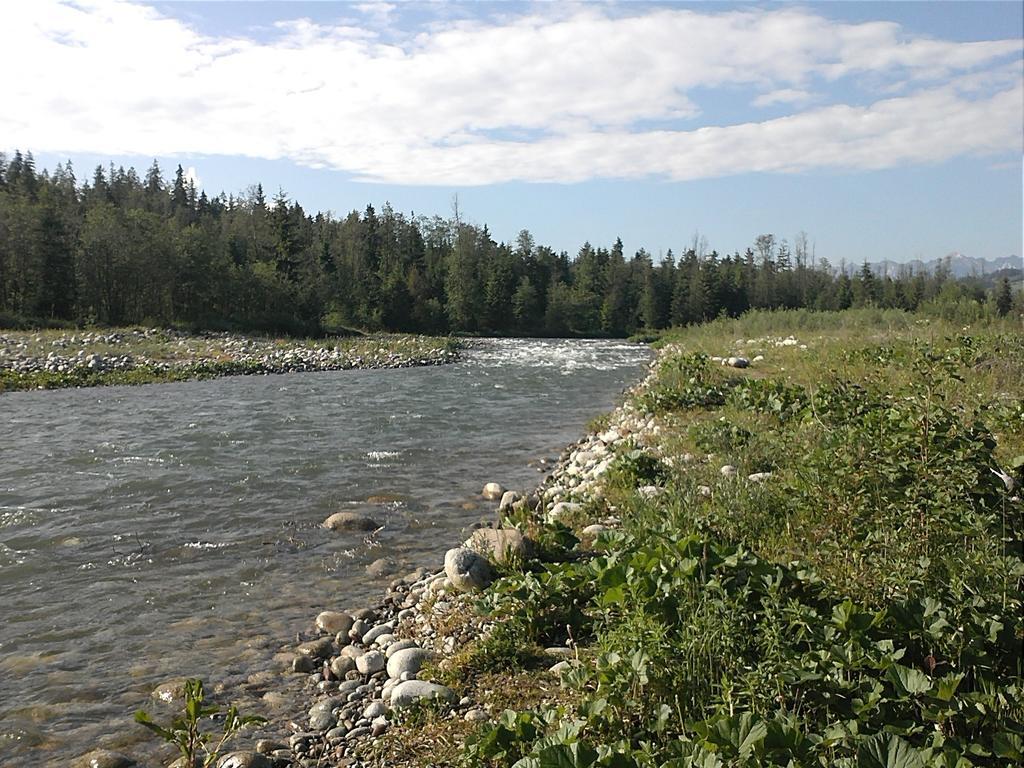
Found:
0,151 -> 1017,336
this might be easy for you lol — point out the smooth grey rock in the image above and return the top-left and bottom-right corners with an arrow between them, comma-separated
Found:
308,697 -> 342,731
216,752 -> 273,768
150,678 -> 188,704
719,465 -> 737,478
464,528 -> 531,564
363,700 -> 388,719
498,490 -> 520,510
322,512 -> 379,531
385,639 -> 419,658
390,680 -> 458,709
548,502 -> 582,521
747,471 -> 772,483
371,715 -> 389,736
637,485 -> 664,500
361,622 -> 394,645
482,482 -> 505,500
366,557 -> 396,577
315,611 -> 353,636
255,740 -> 286,755
325,725 -> 348,742
464,708 -> 488,722
443,547 -> 493,592
356,650 -> 385,675
296,637 -> 334,660
581,524 -> 608,536
74,750 -> 136,768
330,655 -> 356,677
292,654 -> 316,673
386,647 -> 433,680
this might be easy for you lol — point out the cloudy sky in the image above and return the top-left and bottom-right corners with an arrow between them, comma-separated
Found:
4,1 -> 1022,264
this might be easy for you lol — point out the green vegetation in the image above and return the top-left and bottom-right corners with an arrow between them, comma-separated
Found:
379,310 -> 1024,767
134,678 -> 265,768
1,151 -> 1020,338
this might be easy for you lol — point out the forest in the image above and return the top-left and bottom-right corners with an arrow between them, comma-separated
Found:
0,150 -> 1017,336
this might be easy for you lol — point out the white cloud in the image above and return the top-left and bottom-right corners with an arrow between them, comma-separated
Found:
2,1 -> 1020,185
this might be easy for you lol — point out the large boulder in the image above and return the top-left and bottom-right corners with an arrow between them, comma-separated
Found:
444,547 -> 494,592
464,528 -> 532,565
390,680 -> 458,710
322,512 -> 379,531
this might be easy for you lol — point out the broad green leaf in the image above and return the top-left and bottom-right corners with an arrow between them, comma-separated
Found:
887,665 -> 932,696
856,733 -> 926,768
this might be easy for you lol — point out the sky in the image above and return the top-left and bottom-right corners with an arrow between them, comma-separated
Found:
3,0 -> 1022,265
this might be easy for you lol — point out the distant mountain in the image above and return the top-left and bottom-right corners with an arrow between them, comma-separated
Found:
844,253 -> 1022,279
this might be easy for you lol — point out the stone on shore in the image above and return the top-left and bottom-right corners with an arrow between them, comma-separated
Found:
74,750 -> 135,768
315,610 -> 353,636
150,678 -> 188,704
482,482 -> 505,500
390,680 -> 458,709
747,471 -> 772,483
386,647 -> 433,680
322,512 -> 380,531
356,650 -> 386,675
719,465 -> 737,478
498,490 -> 520,510
464,528 -> 531,564
444,547 -> 494,592
385,638 -> 419,658
216,751 -> 274,768
296,637 -> 334,660
308,697 -> 341,731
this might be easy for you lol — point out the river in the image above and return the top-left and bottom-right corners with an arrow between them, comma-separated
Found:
0,338 -> 649,764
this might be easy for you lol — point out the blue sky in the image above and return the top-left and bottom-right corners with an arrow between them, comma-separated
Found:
5,1 -> 1022,265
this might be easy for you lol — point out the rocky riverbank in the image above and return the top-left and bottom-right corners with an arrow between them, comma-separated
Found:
76,312 -> 1024,768
0,328 -> 459,392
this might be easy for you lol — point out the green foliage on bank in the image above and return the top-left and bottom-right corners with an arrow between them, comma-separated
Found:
448,312 -> 1023,767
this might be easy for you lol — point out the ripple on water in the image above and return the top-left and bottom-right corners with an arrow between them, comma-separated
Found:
0,337 -> 652,765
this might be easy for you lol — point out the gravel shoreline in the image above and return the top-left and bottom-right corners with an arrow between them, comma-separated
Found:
0,328 -> 459,392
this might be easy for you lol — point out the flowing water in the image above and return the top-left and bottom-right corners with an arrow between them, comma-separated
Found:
0,338 -> 650,764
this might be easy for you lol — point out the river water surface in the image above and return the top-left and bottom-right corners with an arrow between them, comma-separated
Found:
0,338 -> 649,764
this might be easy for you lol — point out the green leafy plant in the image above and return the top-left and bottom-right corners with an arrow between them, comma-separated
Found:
135,678 -> 265,767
